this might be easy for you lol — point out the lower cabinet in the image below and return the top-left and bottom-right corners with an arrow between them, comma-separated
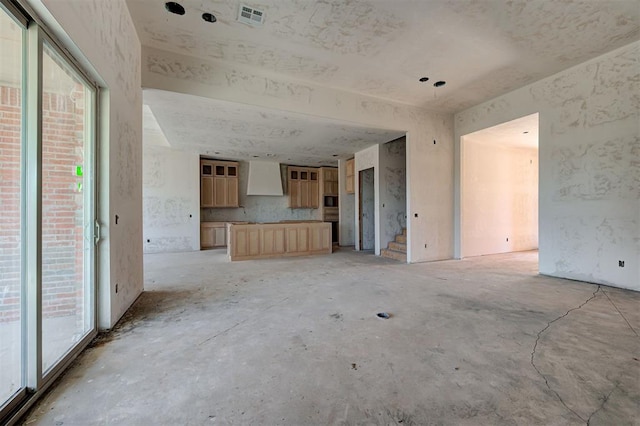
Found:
262,227 -> 286,255
285,226 -> 309,253
201,222 -> 227,249
310,225 -> 331,252
228,222 -> 331,261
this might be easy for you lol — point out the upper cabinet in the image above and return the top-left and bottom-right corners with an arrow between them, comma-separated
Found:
201,159 -> 239,208
321,167 -> 339,195
345,158 -> 355,194
288,166 -> 319,209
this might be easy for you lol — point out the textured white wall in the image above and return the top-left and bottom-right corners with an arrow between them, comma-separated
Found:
32,0 -> 143,327
142,146 -> 199,253
142,46 -> 454,263
462,141 -> 538,257
455,41 -> 639,291
379,138 -> 407,252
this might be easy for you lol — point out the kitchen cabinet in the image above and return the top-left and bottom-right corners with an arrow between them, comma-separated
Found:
201,159 -> 239,208
319,167 -> 339,224
201,222 -> 227,249
228,221 -> 331,261
345,158 -> 355,194
320,167 -> 339,195
288,166 -> 319,209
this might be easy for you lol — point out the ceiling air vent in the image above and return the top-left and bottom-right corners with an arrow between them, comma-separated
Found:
238,4 -> 265,26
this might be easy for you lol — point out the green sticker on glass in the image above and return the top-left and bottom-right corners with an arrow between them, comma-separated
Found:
76,165 -> 83,177
77,182 -> 83,192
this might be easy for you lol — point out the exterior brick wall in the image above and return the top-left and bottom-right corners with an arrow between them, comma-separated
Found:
0,85 -> 22,323
0,84 -> 86,323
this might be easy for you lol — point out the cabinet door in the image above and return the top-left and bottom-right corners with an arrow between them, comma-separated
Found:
201,226 -> 215,248
201,176 -> 214,207
233,228 -> 249,257
248,228 -> 260,255
227,178 -> 239,207
213,226 -> 226,247
309,180 -> 319,208
286,227 -> 309,253
323,180 -> 332,194
345,159 -> 355,194
262,228 -> 285,255
297,227 -> 309,252
299,180 -> 309,207
346,159 -> 354,176
289,180 -> 300,208
213,177 -> 227,207
310,226 -> 331,252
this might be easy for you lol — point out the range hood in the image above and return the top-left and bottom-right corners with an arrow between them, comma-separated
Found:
246,160 -> 283,196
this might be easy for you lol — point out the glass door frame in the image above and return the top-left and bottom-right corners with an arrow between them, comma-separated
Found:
0,0 -> 99,422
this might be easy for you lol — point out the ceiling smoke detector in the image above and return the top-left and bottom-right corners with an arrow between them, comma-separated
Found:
238,4 -> 265,26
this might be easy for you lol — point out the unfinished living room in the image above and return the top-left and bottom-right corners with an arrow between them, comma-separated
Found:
1,0 -> 638,425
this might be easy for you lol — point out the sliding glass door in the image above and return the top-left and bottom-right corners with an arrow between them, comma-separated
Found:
0,1 -> 97,420
0,5 -> 25,408
41,42 -> 94,373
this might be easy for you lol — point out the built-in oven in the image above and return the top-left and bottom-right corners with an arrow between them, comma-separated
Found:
324,195 -> 338,207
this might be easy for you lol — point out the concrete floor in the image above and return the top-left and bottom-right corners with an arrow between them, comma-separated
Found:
2,316 -> 89,404
22,249 -> 639,425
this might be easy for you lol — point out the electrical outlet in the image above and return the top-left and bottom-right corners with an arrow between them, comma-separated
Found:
619,260 -> 625,267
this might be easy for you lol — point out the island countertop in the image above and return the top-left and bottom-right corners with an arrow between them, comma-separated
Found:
227,221 -> 332,261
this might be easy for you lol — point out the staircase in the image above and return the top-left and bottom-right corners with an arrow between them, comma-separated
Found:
381,228 -> 407,262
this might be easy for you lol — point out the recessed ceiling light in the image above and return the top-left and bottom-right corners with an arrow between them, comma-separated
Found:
433,81 -> 446,88
202,12 -> 216,22
419,77 -> 429,82
165,2 -> 185,15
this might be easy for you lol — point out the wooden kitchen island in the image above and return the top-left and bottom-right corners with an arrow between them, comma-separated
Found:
227,221 -> 332,261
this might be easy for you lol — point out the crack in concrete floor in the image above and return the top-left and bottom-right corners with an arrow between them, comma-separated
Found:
530,284 -> 640,425
530,286 -> 601,423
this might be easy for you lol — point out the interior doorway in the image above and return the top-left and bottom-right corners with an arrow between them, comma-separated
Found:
359,168 -> 375,250
461,113 -> 539,258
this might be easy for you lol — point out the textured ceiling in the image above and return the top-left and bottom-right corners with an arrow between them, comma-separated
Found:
130,0 -> 639,164
144,89 -> 405,166
128,0 -> 640,111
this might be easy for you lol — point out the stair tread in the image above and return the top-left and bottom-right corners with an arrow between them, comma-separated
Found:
387,241 -> 407,253
381,248 -> 407,262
